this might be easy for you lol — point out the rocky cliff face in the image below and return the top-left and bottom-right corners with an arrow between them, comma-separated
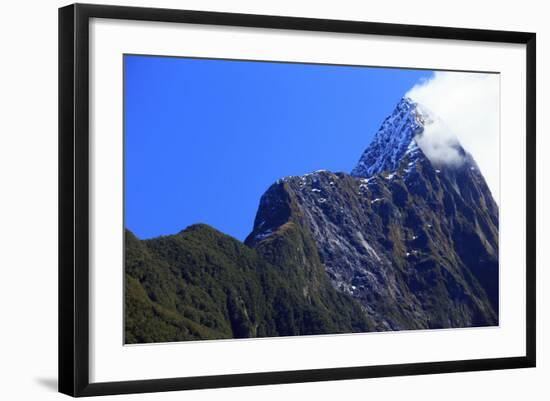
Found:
246,97 -> 499,330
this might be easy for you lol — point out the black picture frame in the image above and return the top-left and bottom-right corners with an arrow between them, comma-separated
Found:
59,3 -> 536,397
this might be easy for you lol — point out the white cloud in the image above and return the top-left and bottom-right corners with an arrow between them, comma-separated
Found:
414,116 -> 464,167
406,71 -> 500,203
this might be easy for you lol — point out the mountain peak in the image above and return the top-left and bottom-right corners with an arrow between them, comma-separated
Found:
351,97 -> 425,178
351,97 -> 465,178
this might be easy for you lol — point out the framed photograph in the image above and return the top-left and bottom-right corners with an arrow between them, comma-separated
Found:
59,3 -> 536,397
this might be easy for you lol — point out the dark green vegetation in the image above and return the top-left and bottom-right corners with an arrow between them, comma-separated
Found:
125,225 -> 372,344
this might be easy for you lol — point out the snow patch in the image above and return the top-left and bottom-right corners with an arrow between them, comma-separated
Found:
254,229 -> 273,241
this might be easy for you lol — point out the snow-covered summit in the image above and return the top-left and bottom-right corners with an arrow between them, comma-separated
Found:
351,97 -> 461,178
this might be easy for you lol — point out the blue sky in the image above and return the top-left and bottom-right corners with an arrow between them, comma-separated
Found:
124,55 -> 432,240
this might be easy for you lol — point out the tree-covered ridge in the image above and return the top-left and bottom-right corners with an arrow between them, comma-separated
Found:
125,224 -> 372,344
